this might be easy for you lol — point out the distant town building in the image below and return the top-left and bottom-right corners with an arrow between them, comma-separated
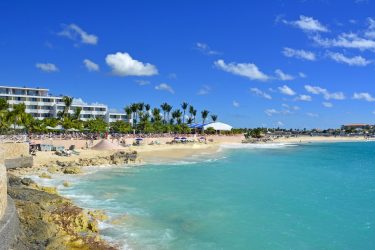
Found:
0,85 -> 127,123
341,124 -> 371,131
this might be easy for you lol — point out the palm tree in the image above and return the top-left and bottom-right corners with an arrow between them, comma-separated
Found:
160,102 -> 169,124
211,115 -> 218,122
181,102 -> 188,123
189,105 -> 194,119
73,107 -> 82,120
62,96 -> 73,118
166,104 -> 173,122
124,105 -> 132,124
8,103 -> 26,132
192,109 -> 197,123
172,109 -> 182,124
201,110 -> 210,125
145,104 -> 151,114
130,103 -> 138,125
138,102 -> 145,112
152,108 -> 161,122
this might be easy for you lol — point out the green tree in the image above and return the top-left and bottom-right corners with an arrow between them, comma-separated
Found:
85,118 -> 108,133
211,115 -> 218,122
172,109 -> 182,124
201,110 -> 209,125
130,103 -> 138,126
73,107 -> 82,120
201,110 -> 210,133
62,96 -> 73,118
205,127 -> 216,135
124,105 -> 132,124
110,120 -> 132,133
8,103 -> 26,131
181,102 -> 188,123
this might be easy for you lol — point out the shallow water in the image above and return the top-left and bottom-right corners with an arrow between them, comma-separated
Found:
41,142 -> 375,249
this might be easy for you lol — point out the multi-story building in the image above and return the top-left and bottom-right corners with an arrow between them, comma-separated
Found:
0,85 -> 127,122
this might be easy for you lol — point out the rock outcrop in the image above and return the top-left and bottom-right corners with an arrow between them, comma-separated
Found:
7,174 -> 118,250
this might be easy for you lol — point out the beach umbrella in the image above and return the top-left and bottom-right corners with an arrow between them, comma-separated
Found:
67,128 -> 80,132
135,138 -> 143,141
46,125 -> 63,131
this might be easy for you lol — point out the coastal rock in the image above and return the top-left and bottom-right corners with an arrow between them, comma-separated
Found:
47,165 -> 60,174
39,186 -> 57,194
7,175 -> 117,249
21,178 -> 35,186
88,210 -> 109,221
110,151 -> 138,165
63,181 -> 70,187
39,172 -> 52,179
63,166 -> 81,174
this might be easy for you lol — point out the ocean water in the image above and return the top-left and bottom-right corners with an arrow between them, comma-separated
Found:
39,142 -> 375,249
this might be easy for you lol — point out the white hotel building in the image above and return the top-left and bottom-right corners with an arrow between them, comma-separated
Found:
0,85 -> 128,123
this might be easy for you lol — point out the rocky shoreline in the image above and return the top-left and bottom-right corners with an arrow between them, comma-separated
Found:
7,150 -> 141,250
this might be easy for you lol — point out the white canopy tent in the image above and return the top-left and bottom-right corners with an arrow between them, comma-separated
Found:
202,122 -> 233,131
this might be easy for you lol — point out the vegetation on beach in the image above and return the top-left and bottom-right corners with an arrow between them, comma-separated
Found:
0,97 -> 225,134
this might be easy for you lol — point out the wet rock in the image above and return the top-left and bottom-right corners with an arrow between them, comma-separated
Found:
63,166 -> 81,174
39,172 -> 52,179
21,178 -> 35,186
63,181 -> 70,187
39,186 -> 57,194
47,165 -> 60,174
88,210 -> 109,221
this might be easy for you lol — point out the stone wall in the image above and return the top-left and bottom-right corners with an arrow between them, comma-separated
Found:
0,147 -> 6,218
0,142 -> 29,160
5,156 -> 33,170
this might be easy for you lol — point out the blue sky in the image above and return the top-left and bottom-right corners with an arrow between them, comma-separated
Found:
1,0 -> 375,128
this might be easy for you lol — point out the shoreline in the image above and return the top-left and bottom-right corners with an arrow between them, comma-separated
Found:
6,135 -> 369,248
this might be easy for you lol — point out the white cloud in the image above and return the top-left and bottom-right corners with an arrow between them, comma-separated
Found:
278,85 -> 296,96
155,83 -> 174,94
295,94 -> 312,101
83,59 -> 99,72
105,52 -> 158,76
58,24 -> 98,45
35,63 -> 59,72
365,18 -> 375,38
353,92 -> 375,102
306,112 -> 319,117
313,33 -> 375,51
233,100 -> 240,108
197,85 -> 211,95
304,85 -> 345,100
327,52 -> 371,66
283,15 -> 329,32
282,104 -> 300,110
135,80 -> 150,86
214,59 -> 269,81
299,72 -> 307,78
276,121 -> 284,126
322,102 -> 333,108
368,17 -> 375,29
282,47 -> 316,61
265,109 -> 279,116
250,87 -> 272,99
196,42 -> 220,55
275,69 -> 294,81
265,108 -> 292,116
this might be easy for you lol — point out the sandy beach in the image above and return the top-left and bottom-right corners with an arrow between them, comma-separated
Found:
27,134 -> 368,167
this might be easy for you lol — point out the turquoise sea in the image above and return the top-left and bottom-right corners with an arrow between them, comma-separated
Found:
36,142 -> 375,249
